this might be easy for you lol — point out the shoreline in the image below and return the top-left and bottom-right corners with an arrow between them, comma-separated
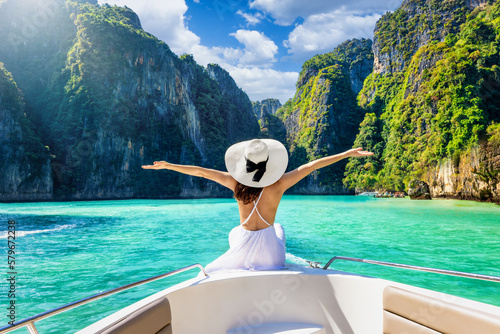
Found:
0,193 -> 498,205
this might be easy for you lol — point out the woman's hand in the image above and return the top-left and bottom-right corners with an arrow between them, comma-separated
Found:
141,161 -> 170,170
346,147 -> 374,158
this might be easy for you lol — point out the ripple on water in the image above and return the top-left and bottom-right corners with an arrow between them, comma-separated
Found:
0,197 -> 498,333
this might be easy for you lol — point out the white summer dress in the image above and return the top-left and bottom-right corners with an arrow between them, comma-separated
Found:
204,190 -> 286,274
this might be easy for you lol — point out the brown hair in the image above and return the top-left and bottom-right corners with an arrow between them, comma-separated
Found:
234,182 -> 263,205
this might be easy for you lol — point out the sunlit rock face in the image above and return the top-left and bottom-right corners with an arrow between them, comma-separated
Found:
0,0 -> 259,200
277,39 -> 373,194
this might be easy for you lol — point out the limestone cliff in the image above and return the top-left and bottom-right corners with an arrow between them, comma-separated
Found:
0,0 -> 259,200
251,99 -> 286,143
0,63 -> 52,201
372,0 -> 489,76
206,63 -> 260,144
277,39 -> 373,194
252,99 -> 282,120
426,125 -> 500,202
346,0 -> 500,203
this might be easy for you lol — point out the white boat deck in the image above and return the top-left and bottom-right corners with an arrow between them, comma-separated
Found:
76,264 -> 500,334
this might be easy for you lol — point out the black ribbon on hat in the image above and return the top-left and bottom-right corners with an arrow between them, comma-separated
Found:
246,157 -> 269,182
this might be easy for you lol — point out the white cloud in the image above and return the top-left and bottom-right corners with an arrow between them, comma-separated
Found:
230,30 -> 278,67
187,46 -> 297,103
97,0 -> 199,55
236,10 -> 264,26
250,0 -> 402,25
250,0 -> 320,25
94,1 -> 313,102
228,67 -> 298,103
188,36 -> 295,103
284,10 -> 381,60
190,44 -> 243,68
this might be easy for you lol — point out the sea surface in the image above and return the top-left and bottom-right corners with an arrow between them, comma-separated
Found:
0,196 -> 499,333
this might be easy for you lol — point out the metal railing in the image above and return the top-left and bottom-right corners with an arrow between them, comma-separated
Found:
0,264 -> 207,334
323,256 -> 500,283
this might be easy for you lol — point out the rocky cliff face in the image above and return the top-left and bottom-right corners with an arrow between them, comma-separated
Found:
2,0 -> 498,202
252,99 -> 282,120
252,99 -> 287,143
426,126 -> 500,202
206,63 -> 260,144
297,39 -> 373,95
276,39 -> 373,194
372,0 -> 485,75
0,0 -> 259,200
0,63 -> 52,201
347,0 -> 500,203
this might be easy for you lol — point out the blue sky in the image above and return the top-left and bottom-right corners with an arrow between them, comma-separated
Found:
97,0 -> 403,103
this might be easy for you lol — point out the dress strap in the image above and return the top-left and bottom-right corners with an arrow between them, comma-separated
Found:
241,189 -> 271,227
255,208 -> 271,227
254,188 -> 264,205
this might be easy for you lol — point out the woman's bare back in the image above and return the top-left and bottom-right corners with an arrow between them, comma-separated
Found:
237,181 -> 284,231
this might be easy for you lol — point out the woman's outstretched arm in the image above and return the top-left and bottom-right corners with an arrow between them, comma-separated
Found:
142,161 -> 237,190
277,147 -> 373,192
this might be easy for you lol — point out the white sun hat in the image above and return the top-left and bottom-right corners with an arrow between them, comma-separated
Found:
225,139 -> 288,188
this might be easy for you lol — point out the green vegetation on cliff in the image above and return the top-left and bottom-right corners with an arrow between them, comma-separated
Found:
346,0 -> 500,193
0,63 -> 51,199
276,39 -> 373,192
2,0 -> 499,201
374,0 -> 470,70
299,38 -> 374,84
0,0 -> 260,200
45,2 -> 187,197
0,63 -> 48,167
252,99 -> 284,143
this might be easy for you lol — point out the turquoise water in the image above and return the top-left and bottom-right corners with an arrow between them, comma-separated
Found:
0,196 -> 499,333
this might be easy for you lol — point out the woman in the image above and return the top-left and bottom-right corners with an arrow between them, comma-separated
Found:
142,139 -> 373,274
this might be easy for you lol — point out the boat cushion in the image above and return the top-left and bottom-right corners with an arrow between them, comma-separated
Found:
384,310 -> 440,334
383,286 -> 500,334
99,297 -> 172,334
